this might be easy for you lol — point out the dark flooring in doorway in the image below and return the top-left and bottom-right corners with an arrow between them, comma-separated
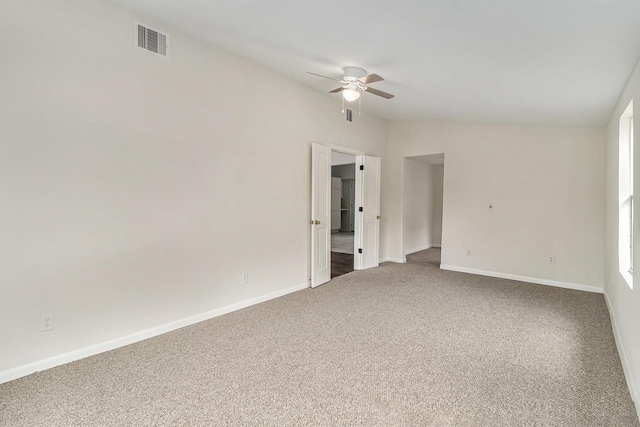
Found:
331,252 -> 354,278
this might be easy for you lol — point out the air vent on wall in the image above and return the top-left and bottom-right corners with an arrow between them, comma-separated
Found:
346,109 -> 353,122
135,21 -> 169,58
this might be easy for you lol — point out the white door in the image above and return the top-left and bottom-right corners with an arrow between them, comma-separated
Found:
355,155 -> 381,270
311,143 -> 331,287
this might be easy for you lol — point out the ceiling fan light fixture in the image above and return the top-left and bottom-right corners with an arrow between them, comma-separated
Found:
343,88 -> 360,102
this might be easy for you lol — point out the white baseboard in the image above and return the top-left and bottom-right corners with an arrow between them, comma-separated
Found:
405,245 -> 431,255
439,264 -> 604,294
604,292 -> 640,421
0,281 -> 309,384
404,244 -> 442,256
381,256 -> 406,263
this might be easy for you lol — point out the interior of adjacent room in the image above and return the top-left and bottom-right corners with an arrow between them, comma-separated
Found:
331,152 -> 356,278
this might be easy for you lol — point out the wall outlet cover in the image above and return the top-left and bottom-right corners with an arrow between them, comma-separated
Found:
40,314 -> 54,332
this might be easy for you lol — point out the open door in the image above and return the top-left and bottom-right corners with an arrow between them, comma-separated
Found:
355,155 -> 381,270
311,143 -> 331,287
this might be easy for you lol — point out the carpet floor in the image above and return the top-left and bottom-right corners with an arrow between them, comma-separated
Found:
1,249 -> 638,426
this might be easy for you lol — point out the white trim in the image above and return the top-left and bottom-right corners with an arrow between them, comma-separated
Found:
381,256 -> 406,263
0,281 -> 309,384
328,144 -> 364,156
404,244 -> 431,255
604,292 -> 640,420
353,155 -> 364,270
439,265 -> 603,294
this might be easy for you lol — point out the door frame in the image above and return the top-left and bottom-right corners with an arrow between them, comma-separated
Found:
311,144 -> 383,288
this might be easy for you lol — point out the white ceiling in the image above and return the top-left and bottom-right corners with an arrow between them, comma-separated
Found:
111,0 -> 640,127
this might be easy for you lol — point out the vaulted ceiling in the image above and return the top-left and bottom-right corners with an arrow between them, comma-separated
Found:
111,0 -> 640,127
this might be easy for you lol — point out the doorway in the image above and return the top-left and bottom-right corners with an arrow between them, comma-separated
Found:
311,143 -> 381,287
402,153 -> 444,259
331,152 -> 355,277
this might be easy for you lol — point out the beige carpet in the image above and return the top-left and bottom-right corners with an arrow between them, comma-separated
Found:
1,249 -> 638,426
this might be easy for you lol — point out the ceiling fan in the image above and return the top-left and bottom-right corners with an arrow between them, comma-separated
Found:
307,66 -> 394,107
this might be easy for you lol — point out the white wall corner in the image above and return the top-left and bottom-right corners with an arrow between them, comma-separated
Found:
0,281 -> 309,385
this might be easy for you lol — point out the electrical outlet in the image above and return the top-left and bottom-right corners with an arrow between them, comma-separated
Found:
548,256 -> 555,264
40,314 -> 54,332
241,273 -> 249,284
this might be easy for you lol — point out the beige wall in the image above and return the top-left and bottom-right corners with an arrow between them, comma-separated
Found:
431,164 -> 444,246
605,59 -> 640,413
0,0 -> 388,376
403,158 -> 431,254
387,122 -> 606,290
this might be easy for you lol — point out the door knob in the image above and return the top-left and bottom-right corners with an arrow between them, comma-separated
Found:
310,220 -> 314,224
315,220 -> 321,225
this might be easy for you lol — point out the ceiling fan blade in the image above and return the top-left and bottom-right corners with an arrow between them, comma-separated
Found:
364,87 -> 394,99
329,87 -> 345,93
306,72 -> 346,83
359,73 -> 383,84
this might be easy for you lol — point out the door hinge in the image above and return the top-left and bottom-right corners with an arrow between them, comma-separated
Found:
358,248 -> 363,254
359,207 -> 363,212
359,165 -> 364,171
